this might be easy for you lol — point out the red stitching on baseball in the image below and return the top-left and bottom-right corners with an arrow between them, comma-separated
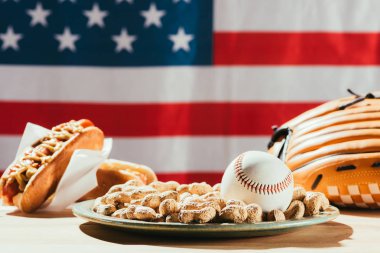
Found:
234,153 -> 293,195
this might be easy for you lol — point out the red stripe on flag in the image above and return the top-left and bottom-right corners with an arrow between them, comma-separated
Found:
0,170 -> 223,187
0,101 -> 319,136
214,32 -> 380,65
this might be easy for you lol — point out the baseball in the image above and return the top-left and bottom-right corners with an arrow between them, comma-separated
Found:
221,151 -> 294,212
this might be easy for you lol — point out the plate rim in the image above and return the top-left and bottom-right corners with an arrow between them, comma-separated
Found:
73,200 -> 340,232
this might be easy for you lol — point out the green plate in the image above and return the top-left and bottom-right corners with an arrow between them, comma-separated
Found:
73,200 -> 339,238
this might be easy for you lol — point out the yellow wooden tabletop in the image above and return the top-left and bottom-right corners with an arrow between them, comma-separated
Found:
0,205 -> 379,253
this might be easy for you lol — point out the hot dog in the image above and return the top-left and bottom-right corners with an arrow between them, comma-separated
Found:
0,119 -> 104,213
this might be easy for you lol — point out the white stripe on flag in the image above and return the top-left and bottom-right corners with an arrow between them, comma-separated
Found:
0,66 -> 377,103
0,135 -> 269,173
215,0 -> 380,32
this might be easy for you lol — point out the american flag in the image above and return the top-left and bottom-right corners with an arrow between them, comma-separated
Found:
0,0 -> 377,185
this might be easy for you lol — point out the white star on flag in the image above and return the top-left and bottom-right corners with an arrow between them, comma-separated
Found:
83,3 -> 108,28
0,26 -> 23,51
140,3 -> 166,28
116,0 -> 133,4
55,27 -> 80,52
173,0 -> 191,3
58,0 -> 76,3
27,2 -> 51,27
112,28 -> 137,53
169,27 -> 194,52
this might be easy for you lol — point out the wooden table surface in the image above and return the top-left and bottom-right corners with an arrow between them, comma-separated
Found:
1,206 -> 379,253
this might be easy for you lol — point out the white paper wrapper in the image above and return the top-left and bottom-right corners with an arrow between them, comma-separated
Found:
12,122 -> 112,212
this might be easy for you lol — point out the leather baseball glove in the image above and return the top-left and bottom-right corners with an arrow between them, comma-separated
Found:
268,90 -> 380,208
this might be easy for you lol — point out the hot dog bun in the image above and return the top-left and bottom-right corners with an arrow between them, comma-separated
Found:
80,159 -> 157,200
0,120 -> 104,213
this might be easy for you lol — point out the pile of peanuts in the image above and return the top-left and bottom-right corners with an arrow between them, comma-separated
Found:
93,180 -> 332,224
